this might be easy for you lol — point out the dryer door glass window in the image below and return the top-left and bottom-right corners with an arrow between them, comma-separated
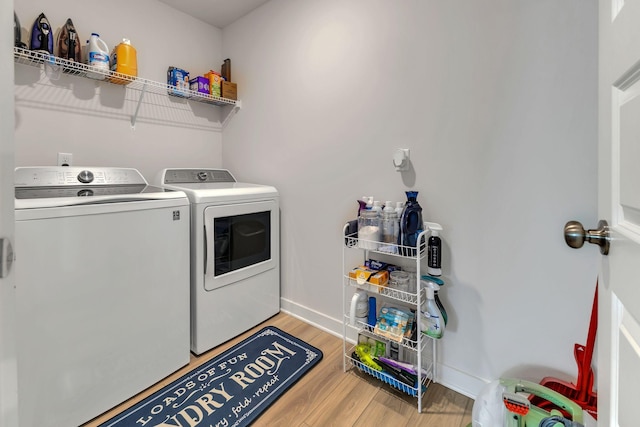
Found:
214,211 -> 271,276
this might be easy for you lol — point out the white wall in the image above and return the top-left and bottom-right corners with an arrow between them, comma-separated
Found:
14,0 -> 226,180
222,0 -> 599,397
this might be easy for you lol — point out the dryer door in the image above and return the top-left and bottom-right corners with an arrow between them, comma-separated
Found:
203,199 -> 278,291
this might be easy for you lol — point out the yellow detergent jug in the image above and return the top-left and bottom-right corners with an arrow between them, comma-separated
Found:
109,39 -> 137,84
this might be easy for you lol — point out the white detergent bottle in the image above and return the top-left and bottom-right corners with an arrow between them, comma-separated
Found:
349,290 -> 369,326
86,33 -> 109,80
420,280 -> 444,339
394,201 -> 404,217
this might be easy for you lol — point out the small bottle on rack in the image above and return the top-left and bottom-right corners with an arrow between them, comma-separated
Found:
394,201 -> 404,217
349,290 -> 369,326
367,296 -> 377,327
381,202 -> 399,250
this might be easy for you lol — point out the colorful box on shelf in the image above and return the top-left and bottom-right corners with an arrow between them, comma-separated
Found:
189,76 -> 210,95
205,70 -> 222,97
167,66 -> 190,98
349,266 -> 389,289
373,306 -> 414,343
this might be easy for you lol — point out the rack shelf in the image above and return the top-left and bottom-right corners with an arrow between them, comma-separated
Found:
346,348 -> 432,398
344,316 -> 427,352
344,231 -> 427,259
344,276 -> 425,305
13,47 -> 241,128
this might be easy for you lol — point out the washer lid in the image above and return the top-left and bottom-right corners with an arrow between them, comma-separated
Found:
15,167 -> 186,209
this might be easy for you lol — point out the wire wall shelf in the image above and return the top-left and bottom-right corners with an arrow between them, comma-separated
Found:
13,47 -> 241,128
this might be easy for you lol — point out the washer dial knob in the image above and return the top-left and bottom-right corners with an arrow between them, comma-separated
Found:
77,170 -> 94,184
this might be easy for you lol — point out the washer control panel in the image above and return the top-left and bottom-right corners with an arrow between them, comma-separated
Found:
14,167 -> 148,187
163,169 -> 236,184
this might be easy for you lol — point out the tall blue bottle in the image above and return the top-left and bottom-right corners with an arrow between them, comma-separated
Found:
398,191 -> 423,256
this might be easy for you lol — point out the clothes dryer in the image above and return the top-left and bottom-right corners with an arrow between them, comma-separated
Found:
157,168 -> 280,355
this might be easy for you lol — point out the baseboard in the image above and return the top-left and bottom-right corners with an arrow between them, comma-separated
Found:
436,364 -> 487,400
280,297 -> 487,400
280,297 -> 343,340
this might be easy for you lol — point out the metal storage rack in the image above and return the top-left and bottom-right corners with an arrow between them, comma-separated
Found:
342,220 -> 442,413
13,47 -> 241,129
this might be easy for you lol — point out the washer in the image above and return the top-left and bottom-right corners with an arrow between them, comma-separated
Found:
14,167 -> 190,427
157,168 -> 280,355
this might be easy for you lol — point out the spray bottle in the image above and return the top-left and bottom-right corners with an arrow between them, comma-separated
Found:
357,200 -> 367,216
421,275 -> 448,326
419,279 -> 445,339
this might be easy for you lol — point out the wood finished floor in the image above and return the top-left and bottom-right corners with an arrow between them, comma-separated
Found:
84,312 -> 473,427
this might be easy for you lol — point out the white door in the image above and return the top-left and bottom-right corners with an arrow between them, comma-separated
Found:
598,0 -> 640,424
0,1 -> 17,427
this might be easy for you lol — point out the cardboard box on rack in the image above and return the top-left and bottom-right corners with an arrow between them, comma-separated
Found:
373,306 -> 413,343
189,76 -> 210,95
167,66 -> 190,98
205,70 -> 222,97
221,81 -> 237,100
349,266 -> 389,290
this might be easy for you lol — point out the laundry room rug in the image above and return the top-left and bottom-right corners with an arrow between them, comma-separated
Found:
99,326 -> 323,427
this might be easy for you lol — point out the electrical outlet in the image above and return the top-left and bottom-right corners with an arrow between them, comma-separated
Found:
57,153 -> 73,167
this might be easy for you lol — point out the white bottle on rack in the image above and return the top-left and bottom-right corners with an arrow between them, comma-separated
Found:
394,201 -> 404,217
349,290 -> 369,326
381,202 -> 398,248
